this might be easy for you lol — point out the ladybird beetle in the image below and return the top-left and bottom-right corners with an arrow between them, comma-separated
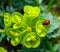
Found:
43,20 -> 50,25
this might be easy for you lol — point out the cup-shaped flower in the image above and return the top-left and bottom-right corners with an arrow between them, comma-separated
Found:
11,37 -> 20,46
4,13 -> 12,27
35,20 -> 47,37
10,31 -> 20,37
11,12 -> 22,24
5,28 -> 20,38
22,32 -> 40,48
24,6 -> 40,19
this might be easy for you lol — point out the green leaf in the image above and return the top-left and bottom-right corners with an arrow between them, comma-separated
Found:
11,0 -> 24,10
0,9 -> 4,16
36,0 -> 43,4
46,40 -> 54,52
0,17 -> 4,28
25,0 -> 34,4
0,33 -> 6,42
53,44 -> 60,52
6,5 -> 15,13
47,0 -> 55,9
48,17 -> 59,33
41,13 -> 59,33
47,28 -> 60,38
39,4 -> 47,12
41,12 -> 59,38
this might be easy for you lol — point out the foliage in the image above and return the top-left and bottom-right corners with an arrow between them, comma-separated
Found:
3,6 -> 50,48
41,12 -> 60,38
0,0 -> 60,52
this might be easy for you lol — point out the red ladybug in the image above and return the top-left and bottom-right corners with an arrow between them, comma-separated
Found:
43,20 -> 50,25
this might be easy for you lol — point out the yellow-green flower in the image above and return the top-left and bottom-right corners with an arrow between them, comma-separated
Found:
10,31 -> 20,37
4,13 -> 12,27
35,20 -> 47,37
11,37 -> 20,46
22,32 -> 40,48
11,12 -> 22,24
24,6 -> 40,19
5,28 -> 20,38
3,5 -> 50,48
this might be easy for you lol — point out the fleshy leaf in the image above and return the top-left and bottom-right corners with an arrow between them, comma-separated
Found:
53,44 -> 60,52
47,28 -> 60,38
41,12 -> 59,33
41,12 -> 59,38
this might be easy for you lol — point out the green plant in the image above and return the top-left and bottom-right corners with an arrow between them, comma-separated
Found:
3,5 -> 50,48
0,1 -> 59,51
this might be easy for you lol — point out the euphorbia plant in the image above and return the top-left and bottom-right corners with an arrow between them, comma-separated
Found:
4,5 -> 50,48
